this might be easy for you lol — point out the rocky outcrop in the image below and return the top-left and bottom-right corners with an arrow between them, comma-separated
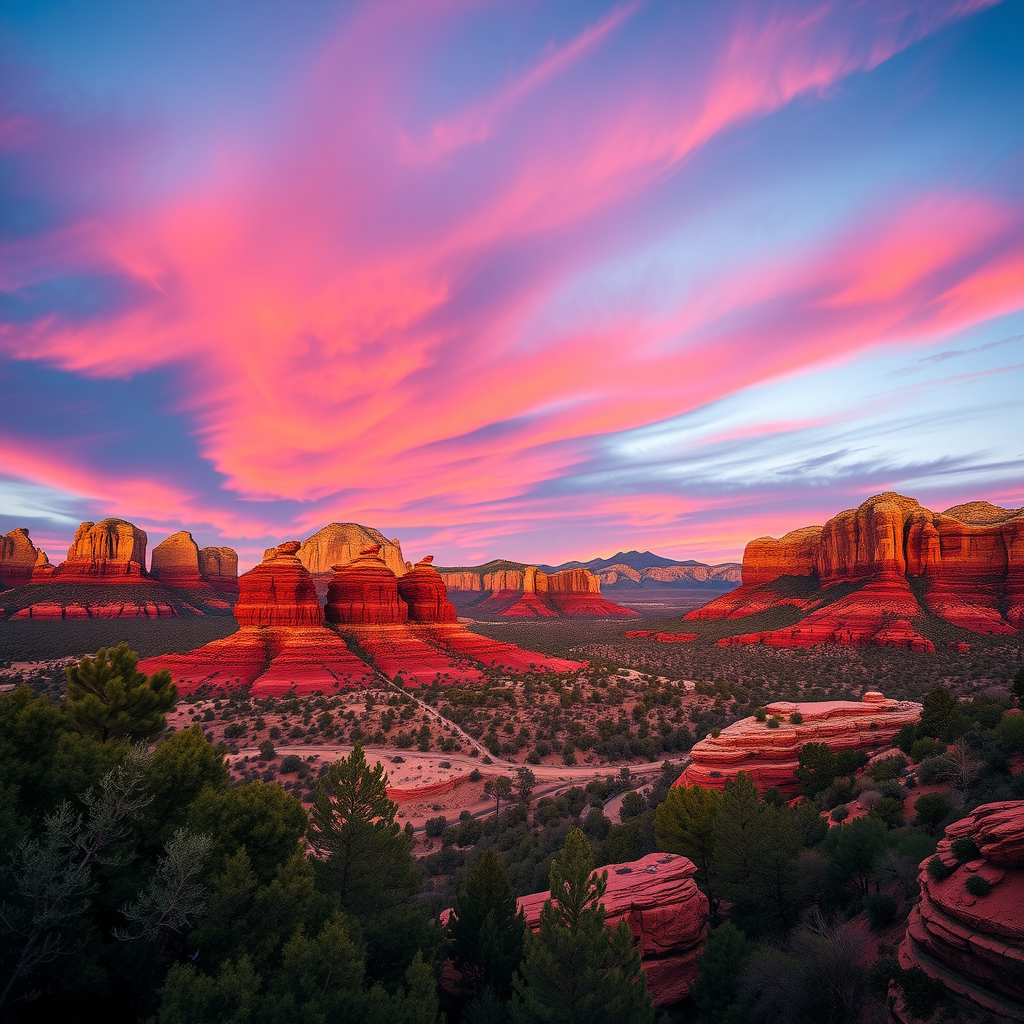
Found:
597,562 -> 742,588
440,562 -> 637,618
411,625 -> 586,674
198,546 -> 239,593
687,493 -> 1024,643
0,528 -> 40,587
56,519 -> 148,580
893,801 -> 1024,1023
678,692 -> 922,795
298,523 -> 407,576
12,600 -> 177,619
396,556 -> 458,623
626,631 -> 699,643
326,546 -> 409,625
234,541 -> 323,627
517,853 -> 708,1007
32,548 -> 56,581
150,531 -> 205,587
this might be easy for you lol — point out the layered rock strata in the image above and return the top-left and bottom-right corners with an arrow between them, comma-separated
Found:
234,542 -> 323,627
677,692 -> 922,795
688,492 -> 1024,645
198,546 -> 239,593
13,600 -> 177,619
298,523 -> 407,577
517,853 -> 708,1007
150,531 -> 206,587
396,556 -> 458,623
32,548 -> 56,581
326,546 -> 409,625
893,801 -> 1024,1023
55,519 -> 148,579
0,528 -> 40,587
440,563 -> 637,618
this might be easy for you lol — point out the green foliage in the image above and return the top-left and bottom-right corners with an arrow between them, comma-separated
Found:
655,784 -> 721,911
995,710 -> 1024,751
279,754 -> 303,774
909,737 -> 944,762
425,815 -> 447,838
965,874 -> 992,897
926,855 -> 951,881
789,712 -> 803,725
912,793 -> 952,832
863,893 -> 897,930
754,707 -> 767,723
766,716 -> 780,729
795,742 -> 837,798
1012,667 -> 1024,704
258,740 -> 276,760
484,776 -> 514,815
690,921 -> 750,1024
867,755 -> 907,782
619,791 -> 645,820
830,804 -> 848,823
869,796 -> 904,830
64,643 -> 176,743
950,837 -> 979,862
448,848 -> 526,1001
826,815 -> 888,896
896,965 -> 944,1020
510,829 -> 653,1024
919,686 -> 957,740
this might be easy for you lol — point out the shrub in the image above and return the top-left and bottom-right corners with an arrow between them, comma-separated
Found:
620,791 -> 645,820
789,711 -> 803,725
864,893 -> 898,930
950,837 -> 980,862
224,722 -> 246,739
766,716 -> 781,729
898,966 -> 944,1019
871,796 -> 905,830
910,737 -> 944,762
916,756 -> 946,784
424,815 -> 447,837
469,769 -> 482,782
926,855 -> 951,881
279,754 -> 304,774
894,722 -> 918,754
710,727 -> 721,738
914,793 -> 952,832
965,874 -> 992,897
859,790 -> 882,810
754,707 -> 768,723
831,804 -> 848,822
868,755 -> 908,782
257,739 -> 276,760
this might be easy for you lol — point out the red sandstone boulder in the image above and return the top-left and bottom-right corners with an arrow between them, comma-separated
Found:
12,600 -> 177,619
678,691 -> 922,795
742,526 -> 822,587
56,519 -> 148,579
517,853 -> 708,1007
325,546 -> 409,625
396,556 -> 458,623
234,541 -> 323,627
413,624 -> 586,674
893,801 -> 1024,1022
0,528 -> 39,587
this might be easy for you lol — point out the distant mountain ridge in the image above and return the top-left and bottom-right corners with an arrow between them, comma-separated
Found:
540,550 -> 703,572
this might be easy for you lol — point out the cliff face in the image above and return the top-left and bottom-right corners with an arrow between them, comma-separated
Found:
687,492 -> 1023,646
677,692 -> 922,794
56,519 -> 148,579
440,564 -> 637,618
325,546 -> 409,625
298,523 -> 406,576
396,556 -> 458,623
0,528 -> 39,587
517,853 -> 708,1007
198,546 -> 239,593
893,800 -> 1024,1023
597,563 -> 742,588
150,531 -> 204,587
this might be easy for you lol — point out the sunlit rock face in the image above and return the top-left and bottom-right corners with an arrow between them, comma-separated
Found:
677,692 -> 922,795
234,541 -> 323,627
517,853 -> 708,1007
150,531 -> 205,587
396,556 -> 458,623
55,518 -> 148,580
0,528 -> 40,587
892,800 -> 1024,1023
325,545 -> 409,625
198,546 -> 239,593
298,523 -> 407,576
687,492 -> 1023,646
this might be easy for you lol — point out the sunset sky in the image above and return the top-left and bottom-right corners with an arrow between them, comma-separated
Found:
2,0 -> 1022,570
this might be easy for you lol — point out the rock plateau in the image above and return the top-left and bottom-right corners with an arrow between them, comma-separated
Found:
55,518 -> 148,579
893,800 -> 1024,1023
677,692 -> 922,795
0,528 -> 41,587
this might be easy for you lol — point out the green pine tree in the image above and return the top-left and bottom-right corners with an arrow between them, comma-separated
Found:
510,828 -> 653,1024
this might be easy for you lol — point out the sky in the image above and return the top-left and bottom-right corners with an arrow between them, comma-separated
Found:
1,0 -> 1022,571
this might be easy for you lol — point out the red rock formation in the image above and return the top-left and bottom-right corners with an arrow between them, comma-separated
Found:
298,523 -> 407,577
678,692 -> 922,795
56,519 -> 148,580
517,853 -> 708,1007
893,801 -> 1024,1023
326,546 -> 409,625
234,541 -> 323,627
150,531 -> 205,587
687,493 -> 1024,643
627,631 -> 699,642
445,563 -> 636,618
32,548 -> 56,581
13,600 -> 177,619
349,625 -> 483,688
0,528 -> 39,587
198,546 -> 239,593
396,556 -> 458,623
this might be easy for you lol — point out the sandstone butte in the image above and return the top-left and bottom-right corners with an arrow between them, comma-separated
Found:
139,544 -> 584,695
0,528 -> 41,587
150,531 -> 240,594
54,518 -> 149,580
687,492 -> 1024,649
892,800 -> 1024,1023
197,546 -> 239,593
517,853 -> 708,1007
677,691 -> 922,795
397,556 -> 459,624
439,563 -> 638,618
